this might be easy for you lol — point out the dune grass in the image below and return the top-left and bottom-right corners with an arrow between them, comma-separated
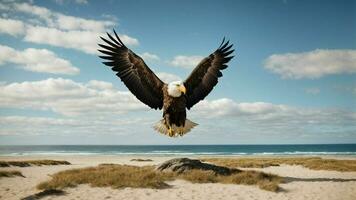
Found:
0,170 -> 24,178
0,160 -> 71,167
178,169 -> 281,191
37,164 -> 282,192
202,157 -> 356,172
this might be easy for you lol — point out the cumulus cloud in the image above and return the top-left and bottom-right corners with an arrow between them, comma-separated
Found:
0,115 -> 150,136
24,26 -> 99,54
193,98 -> 288,118
8,2 -> 110,32
139,52 -> 160,61
156,72 -> 182,83
56,14 -> 114,32
170,55 -> 204,68
0,18 -> 24,36
264,49 -> 356,79
191,98 -> 356,136
54,0 -> 88,5
0,94 -> 354,138
0,44 -> 79,75
0,78 -> 146,116
0,2 -> 139,54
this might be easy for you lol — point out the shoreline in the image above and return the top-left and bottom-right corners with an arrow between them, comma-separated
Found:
1,153 -> 356,160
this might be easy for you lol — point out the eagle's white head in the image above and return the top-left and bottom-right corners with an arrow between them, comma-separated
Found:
167,81 -> 186,97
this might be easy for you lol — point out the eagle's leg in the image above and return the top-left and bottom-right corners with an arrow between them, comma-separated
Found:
168,126 -> 174,137
178,127 -> 184,136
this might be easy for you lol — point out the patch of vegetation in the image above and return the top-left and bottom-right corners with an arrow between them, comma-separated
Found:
0,160 -> 71,167
179,169 -> 281,191
202,157 -> 356,172
37,164 -> 171,190
130,158 -> 153,162
0,170 -> 24,178
37,164 -> 281,192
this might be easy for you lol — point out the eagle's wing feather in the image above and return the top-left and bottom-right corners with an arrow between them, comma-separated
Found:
184,39 -> 234,109
98,30 -> 164,109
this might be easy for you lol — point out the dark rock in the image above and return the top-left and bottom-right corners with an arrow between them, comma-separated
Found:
130,159 -> 153,162
155,158 -> 240,175
21,189 -> 65,200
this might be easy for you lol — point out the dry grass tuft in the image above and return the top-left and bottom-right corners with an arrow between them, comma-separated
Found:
37,164 -> 171,190
37,164 -> 281,192
178,169 -> 281,191
202,157 -> 356,172
0,170 -> 24,178
0,160 -> 71,167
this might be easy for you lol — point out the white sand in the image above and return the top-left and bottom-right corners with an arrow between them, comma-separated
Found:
1,155 -> 356,200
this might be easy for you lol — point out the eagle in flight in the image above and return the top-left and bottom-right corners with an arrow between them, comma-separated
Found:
98,30 -> 234,137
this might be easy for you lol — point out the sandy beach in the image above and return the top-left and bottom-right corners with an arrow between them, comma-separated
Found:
0,155 -> 355,200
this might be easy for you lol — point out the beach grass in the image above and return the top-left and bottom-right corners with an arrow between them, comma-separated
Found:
37,164 -> 281,192
202,157 -> 356,172
179,169 -> 281,191
0,160 -> 71,167
0,170 -> 24,178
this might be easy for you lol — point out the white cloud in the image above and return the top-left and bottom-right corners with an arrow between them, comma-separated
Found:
193,98 -> 287,118
86,80 -> 114,91
0,116 -> 80,126
264,49 -> 356,79
0,95 -> 354,138
54,0 -> 88,5
0,115 -> 149,136
170,55 -> 204,68
0,78 -> 146,116
305,87 -> 320,95
24,26 -> 99,54
0,44 -> 79,75
156,72 -> 182,83
139,52 -> 160,61
56,14 -> 114,32
192,98 -> 356,136
0,2 -> 139,54
13,2 -> 52,21
24,26 -> 138,54
0,18 -> 25,36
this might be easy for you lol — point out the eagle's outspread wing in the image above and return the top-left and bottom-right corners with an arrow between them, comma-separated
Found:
98,30 -> 164,109
184,38 -> 235,109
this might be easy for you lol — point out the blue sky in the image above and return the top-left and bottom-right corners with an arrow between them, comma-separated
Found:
0,0 -> 355,145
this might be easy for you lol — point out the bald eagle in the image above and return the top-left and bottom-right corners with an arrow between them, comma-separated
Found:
98,30 -> 234,137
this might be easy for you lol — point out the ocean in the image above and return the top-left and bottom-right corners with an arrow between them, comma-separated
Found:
0,144 -> 356,156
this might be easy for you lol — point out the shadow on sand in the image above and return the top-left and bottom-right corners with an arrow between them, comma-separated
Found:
283,176 -> 356,183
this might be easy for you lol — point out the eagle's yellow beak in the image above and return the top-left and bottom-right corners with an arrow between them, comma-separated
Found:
179,85 -> 186,94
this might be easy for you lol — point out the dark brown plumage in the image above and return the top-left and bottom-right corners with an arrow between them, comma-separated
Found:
98,30 -> 234,137
98,31 -> 164,110
184,38 -> 234,109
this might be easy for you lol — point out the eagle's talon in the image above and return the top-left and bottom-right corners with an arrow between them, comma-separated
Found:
168,127 -> 174,137
178,127 -> 184,136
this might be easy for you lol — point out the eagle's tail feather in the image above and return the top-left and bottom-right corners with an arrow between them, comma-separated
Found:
153,119 -> 198,137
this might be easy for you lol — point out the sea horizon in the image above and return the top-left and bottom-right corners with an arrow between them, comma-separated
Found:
1,144 -> 356,156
